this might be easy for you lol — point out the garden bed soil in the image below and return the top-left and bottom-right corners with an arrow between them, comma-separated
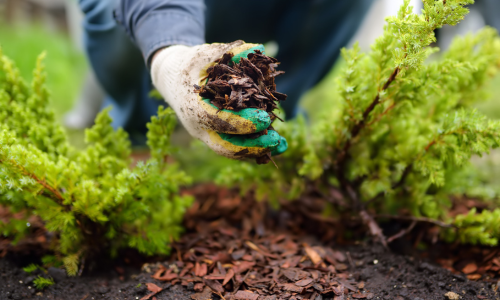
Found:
1,184 -> 499,300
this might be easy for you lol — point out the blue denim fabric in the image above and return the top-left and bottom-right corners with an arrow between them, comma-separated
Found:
204,0 -> 373,118
475,0 -> 500,31
79,0 -> 373,136
113,0 -> 206,65
79,0 -> 162,142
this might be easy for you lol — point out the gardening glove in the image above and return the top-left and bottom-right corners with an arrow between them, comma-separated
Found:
151,40 -> 288,160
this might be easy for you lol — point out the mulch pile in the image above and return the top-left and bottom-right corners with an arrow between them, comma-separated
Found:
144,186 -> 369,300
150,225 -> 361,300
135,185 -> 499,300
194,50 -> 287,164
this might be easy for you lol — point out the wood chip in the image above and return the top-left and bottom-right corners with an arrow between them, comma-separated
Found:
295,278 -> 314,287
204,275 -> 226,280
223,268 -> 235,286
462,262 -> 478,274
231,249 -> 246,261
146,283 -> 162,293
233,261 -> 255,274
204,279 -> 224,294
191,286 -> 213,300
193,283 -> 205,292
281,283 -> 304,293
466,274 -> 482,280
140,283 -> 163,300
282,268 -> 309,281
304,244 -> 322,265
234,290 -> 260,300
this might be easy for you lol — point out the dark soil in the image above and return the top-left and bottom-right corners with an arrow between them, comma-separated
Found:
1,185 -> 499,300
1,244 -> 497,299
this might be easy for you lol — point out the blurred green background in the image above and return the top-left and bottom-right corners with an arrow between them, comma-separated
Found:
0,24 -> 87,120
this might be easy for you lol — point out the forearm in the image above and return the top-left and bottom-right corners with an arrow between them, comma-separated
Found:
114,0 -> 206,66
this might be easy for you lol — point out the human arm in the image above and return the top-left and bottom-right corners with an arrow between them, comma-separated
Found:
115,1 -> 287,160
114,0 -> 205,65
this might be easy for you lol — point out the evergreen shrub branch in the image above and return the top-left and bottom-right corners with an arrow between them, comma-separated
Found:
217,0 -> 500,246
33,276 -> 55,290
0,49 -> 192,274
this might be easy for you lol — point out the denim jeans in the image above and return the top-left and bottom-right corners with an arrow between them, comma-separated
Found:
475,0 -> 500,31
79,0 -> 373,137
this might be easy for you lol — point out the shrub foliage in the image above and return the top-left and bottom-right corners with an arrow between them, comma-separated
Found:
218,0 -> 500,246
0,50 -> 192,274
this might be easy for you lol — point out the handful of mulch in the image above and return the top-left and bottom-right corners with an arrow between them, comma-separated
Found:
194,50 -> 287,164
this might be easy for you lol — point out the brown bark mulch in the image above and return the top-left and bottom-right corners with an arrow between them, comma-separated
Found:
194,50 -> 287,164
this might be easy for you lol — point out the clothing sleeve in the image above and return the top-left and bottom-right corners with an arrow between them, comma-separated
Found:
114,0 -> 206,65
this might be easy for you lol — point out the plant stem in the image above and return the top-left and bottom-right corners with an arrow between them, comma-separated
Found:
374,214 -> 454,228
2,158 -> 66,206
331,67 -> 402,248
335,67 -> 401,167
387,220 -> 417,243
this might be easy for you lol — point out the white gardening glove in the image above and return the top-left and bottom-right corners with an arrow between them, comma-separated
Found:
151,40 -> 287,160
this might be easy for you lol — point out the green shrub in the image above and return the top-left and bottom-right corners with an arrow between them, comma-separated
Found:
0,49 -> 192,275
23,263 -> 40,274
33,276 -> 55,290
217,0 -> 500,246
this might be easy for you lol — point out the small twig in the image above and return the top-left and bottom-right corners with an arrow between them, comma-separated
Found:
387,220 -> 417,243
330,67 -> 402,250
335,67 -> 400,167
374,214 -> 454,228
11,160 -> 65,202
366,102 -> 396,127
215,290 -> 226,300
360,210 -> 388,248
0,158 -> 68,209
173,244 -> 183,263
268,153 -> 279,169
425,140 -> 436,152
79,294 -> 89,300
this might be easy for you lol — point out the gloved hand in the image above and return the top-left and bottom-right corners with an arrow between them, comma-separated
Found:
151,40 -> 288,160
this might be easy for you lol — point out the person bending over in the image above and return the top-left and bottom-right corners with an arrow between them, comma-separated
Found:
77,0 -> 373,158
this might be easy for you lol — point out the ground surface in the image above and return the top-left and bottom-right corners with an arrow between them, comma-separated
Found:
1,243 -> 497,299
1,185 -> 499,300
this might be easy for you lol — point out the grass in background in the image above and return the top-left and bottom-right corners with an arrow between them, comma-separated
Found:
475,74 -> 500,119
0,23 -> 86,120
